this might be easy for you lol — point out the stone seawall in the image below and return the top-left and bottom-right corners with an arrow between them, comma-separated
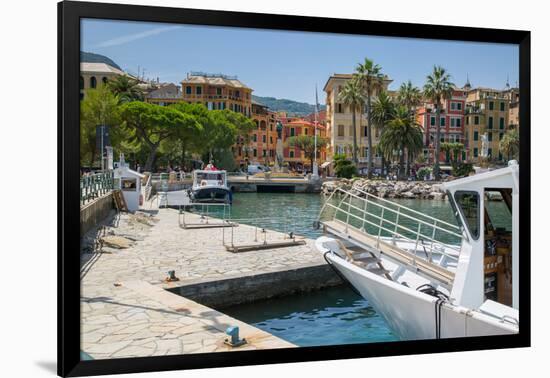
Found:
322,179 -> 447,200
80,193 -> 114,237
167,262 -> 343,309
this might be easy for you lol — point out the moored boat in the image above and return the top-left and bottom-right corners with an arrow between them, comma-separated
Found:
191,169 -> 232,204
315,161 -> 519,340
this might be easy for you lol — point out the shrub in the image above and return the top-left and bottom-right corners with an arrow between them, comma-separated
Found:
416,166 -> 432,180
452,162 -> 474,177
333,154 -> 358,178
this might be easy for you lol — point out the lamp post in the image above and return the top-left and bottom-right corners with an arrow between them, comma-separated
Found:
312,85 -> 320,179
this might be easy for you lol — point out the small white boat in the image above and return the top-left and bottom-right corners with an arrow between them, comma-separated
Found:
191,169 -> 232,204
315,161 -> 519,340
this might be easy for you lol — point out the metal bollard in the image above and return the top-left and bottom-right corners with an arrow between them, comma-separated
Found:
224,326 -> 247,347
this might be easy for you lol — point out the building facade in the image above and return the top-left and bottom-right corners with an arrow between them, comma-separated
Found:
145,83 -> 182,106
238,100 -> 278,166
416,87 -> 468,164
324,74 -> 392,167
464,87 -> 512,163
80,62 -> 127,100
282,119 -> 327,171
179,72 -> 253,116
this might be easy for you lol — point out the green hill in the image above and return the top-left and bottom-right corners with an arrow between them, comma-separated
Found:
253,95 -> 326,116
80,51 -> 122,70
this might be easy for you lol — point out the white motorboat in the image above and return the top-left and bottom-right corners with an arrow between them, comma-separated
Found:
191,169 -> 232,204
315,161 -> 519,340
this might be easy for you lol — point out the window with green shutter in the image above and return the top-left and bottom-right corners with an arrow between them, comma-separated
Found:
499,117 -> 505,129
488,117 -> 493,129
489,101 -> 494,110
474,131 -> 479,141
474,148 -> 478,157
500,102 -> 505,111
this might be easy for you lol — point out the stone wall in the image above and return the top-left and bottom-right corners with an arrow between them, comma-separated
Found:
80,193 -> 114,237
322,179 -> 447,200
167,262 -> 343,308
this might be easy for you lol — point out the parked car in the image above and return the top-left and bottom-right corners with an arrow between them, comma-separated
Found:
247,164 -> 270,175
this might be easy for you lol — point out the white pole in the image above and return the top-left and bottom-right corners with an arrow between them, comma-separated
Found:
312,85 -> 319,179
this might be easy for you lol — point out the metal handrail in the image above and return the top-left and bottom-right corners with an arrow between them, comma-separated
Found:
341,188 -> 461,238
80,171 -> 114,206
319,188 -> 462,263
325,202 -> 460,261
352,187 -> 460,231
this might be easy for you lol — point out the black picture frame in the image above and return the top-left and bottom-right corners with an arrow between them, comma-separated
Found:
58,1 -> 531,376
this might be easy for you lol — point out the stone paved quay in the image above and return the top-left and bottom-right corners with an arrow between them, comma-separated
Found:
80,202 -> 328,359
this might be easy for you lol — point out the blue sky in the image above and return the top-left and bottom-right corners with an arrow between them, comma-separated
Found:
81,19 -> 519,104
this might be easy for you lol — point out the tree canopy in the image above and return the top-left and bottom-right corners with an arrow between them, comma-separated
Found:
286,135 -> 329,169
119,102 -> 201,171
80,85 -> 121,167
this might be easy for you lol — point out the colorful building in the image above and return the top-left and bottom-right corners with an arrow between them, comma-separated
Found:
179,72 -> 253,115
282,119 -> 327,171
238,100 -> 278,166
464,86 -> 512,163
323,73 -> 392,167
416,87 -> 468,164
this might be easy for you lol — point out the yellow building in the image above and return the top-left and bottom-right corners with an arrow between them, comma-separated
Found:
506,88 -> 520,130
464,87 -> 514,163
80,62 -> 126,100
179,72 -> 253,116
323,74 -> 392,167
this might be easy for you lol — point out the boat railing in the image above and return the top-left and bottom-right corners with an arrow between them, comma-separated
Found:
319,187 -> 463,264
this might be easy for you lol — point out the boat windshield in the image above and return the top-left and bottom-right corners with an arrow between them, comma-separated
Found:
196,172 -> 224,182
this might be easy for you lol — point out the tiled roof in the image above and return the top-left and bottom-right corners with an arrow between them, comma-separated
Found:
182,74 -> 251,89
80,62 -> 126,76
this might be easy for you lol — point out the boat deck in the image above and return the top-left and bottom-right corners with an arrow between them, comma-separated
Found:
322,219 -> 455,286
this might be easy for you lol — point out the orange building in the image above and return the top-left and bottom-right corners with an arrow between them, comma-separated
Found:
237,100 -> 278,166
282,119 -> 327,171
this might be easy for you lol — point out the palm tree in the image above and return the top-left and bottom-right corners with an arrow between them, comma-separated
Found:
338,78 -> 365,165
423,66 -> 454,180
378,106 -> 424,179
397,80 -> 422,117
371,91 -> 396,176
355,58 -> 385,178
499,128 -> 520,161
107,75 -> 144,103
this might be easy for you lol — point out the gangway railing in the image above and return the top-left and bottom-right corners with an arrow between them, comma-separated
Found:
221,215 -> 307,253
318,187 -> 463,268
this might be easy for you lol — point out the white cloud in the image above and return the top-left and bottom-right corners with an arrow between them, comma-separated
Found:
94,25 -> 182,48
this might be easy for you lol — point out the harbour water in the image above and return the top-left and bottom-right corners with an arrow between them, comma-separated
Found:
221,192 -> 459,240
222,285 -> 398,346
216,192 -> 510,241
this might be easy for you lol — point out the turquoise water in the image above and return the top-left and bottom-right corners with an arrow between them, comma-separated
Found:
202,192 -> 510,346
211,192 -> 460,241
222,285 -> 398,346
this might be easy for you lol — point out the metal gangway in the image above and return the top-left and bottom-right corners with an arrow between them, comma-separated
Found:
221,215 -> 307,253
318,187 -> 464,286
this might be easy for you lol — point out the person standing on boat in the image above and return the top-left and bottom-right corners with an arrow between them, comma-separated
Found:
205,160 -> 216,171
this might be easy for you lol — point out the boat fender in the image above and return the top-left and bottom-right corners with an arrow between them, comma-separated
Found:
139,194 -> 143,206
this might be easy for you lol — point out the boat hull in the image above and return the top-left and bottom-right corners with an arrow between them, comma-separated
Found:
192,187 -> 232,204
325,253 -> 517,340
